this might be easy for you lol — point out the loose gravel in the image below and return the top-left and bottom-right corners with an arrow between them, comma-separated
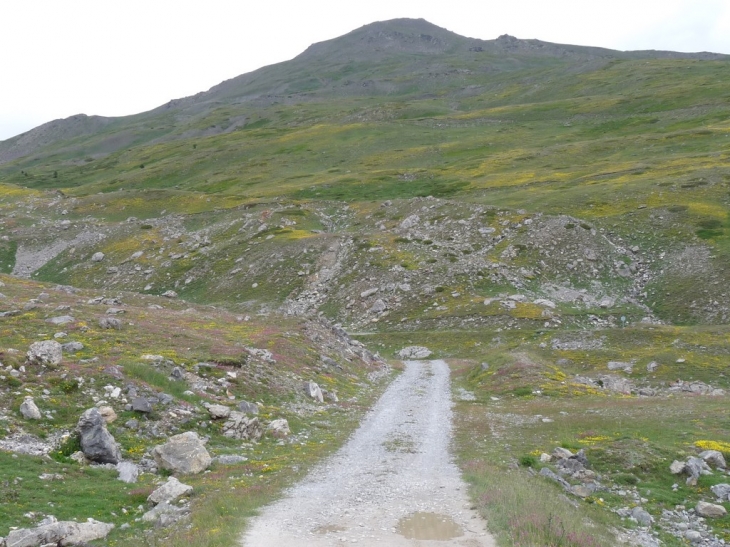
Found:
242,360 -> 495,546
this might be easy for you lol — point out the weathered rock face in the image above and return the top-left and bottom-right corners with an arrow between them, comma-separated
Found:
267,418 -> 290,438
303,381 -> 324,403
397,346 -> 432,359
77,407 -> 121,464
151,431 -> 212,474
148,476 -> 193,505
222,412 -> 263,441
26,340 -> 63,367
3,516 -> 114,547
19,397 -> 42,420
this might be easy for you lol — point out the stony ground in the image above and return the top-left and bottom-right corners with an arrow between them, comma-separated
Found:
241,360 -> 495,547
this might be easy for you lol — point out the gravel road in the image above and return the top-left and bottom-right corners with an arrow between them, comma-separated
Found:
242,360 -> 495,546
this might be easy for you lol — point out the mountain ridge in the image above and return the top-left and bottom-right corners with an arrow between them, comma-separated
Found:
1,17 -> 727,164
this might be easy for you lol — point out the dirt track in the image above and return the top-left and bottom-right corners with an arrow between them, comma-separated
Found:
241,360 -> 495,546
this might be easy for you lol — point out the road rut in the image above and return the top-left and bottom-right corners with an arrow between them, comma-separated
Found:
241,360 -> 495,546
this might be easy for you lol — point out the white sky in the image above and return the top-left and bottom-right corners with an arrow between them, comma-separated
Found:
2,0 -> 729,141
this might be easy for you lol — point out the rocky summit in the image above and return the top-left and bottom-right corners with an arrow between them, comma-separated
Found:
0,17 -> 729,547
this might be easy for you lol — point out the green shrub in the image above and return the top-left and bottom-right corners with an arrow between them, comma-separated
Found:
519,454 -> 538,467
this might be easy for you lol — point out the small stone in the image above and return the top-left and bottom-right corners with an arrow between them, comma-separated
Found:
20,397 -> 42,420
91,252 -> 105,262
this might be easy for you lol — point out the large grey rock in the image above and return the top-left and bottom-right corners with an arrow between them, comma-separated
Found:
397,346 -> 432,359
151,431 -> 212,474
631,506 -> 654,526
26,340 -> 63,367
131,397 -> 153,413
4,516 -> 113,547
148,477 -> 193,505
538,467 -> 570,489
237,400 -> 259,415
77,408 -> 121,464
222,412 -> 263,441
61,341 -> 84,353
19,397 -> 41,420
685,456 -> 712,486
699,450 -> 726,469
696,501 -> 727,518
711,483 -> 730,501
91,252 -> 105,262
205,403 -> 231,420
98,316 -> 122,330
142,501 -> 188,526
303,381 -> 324,403
116,461 -> 140,483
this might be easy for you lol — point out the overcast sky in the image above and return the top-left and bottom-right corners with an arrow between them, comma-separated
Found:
1,0 -> 729,141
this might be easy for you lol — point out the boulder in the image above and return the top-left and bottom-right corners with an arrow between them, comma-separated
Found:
162,290 -> 178,298
151,432 -> 212,474
205,404 -> 231,420
91,252 -> 105,262
303,381 -> 324,403
141,501 -> 187,526
26,340 -> 63,367
538,467 -> 570,489
685,456 -> 712,486
19,397 -> 42,420
131,397 -> 153,413
98,316 -> 122,330
397,346 -> 432,359
696,501 -> 727,518
3,516 -> 113,547
631,507 -> 654,526
148,477 -> 193,505
699,450 -> 726,469
77,408 -> 121,464
710,483 -> 730,501
222,412 -> 263,441
237,400 -> 259,415
62,341 -> 85,353
267,418 -> 290,438
116,461 -> 140,483
552,447 -> 573,459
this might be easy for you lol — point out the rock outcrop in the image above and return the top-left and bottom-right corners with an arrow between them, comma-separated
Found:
77,407 -> 121,464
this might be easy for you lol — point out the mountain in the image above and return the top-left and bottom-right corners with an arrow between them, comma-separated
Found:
1,18 -> 725,166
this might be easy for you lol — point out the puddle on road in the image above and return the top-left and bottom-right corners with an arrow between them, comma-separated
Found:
313,524 -> 346,535
396,512 -> 463,540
